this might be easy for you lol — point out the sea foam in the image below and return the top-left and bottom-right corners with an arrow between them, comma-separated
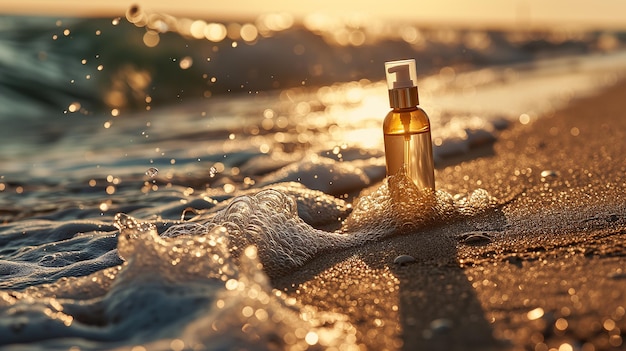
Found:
163,172 -> 497,276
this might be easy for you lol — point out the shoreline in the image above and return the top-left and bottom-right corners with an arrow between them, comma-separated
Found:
273,79 -> 626,350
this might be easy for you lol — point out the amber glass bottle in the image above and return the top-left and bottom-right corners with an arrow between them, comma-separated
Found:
383,59 -> 435,190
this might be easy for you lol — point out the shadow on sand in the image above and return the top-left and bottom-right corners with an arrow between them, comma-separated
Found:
273,207 -> 508,350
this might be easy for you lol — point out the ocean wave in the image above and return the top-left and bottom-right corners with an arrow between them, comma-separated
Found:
1,13 -> 623,120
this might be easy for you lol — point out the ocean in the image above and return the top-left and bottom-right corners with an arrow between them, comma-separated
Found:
1,11 -> 625,350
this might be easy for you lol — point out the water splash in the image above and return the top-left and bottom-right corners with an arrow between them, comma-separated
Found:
145,167 -> 159,178
156,172 -> 497,276
110,212 -> 359,350
164,189 -> 352,276
342,173 -> 496,241
113,213 -> 236,281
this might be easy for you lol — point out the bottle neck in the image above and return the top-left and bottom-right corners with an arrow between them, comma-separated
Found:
388,86 -> 419,109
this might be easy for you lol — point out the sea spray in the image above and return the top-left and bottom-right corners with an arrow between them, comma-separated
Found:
0,214 -> 359,350
177,246 -> 359,351
342,170 -> 496,239
114,213 -> 236,282
116,215 -> 358,350
194,182 -> 353,229
161,172 -> 497,276
167,188 -> 354,277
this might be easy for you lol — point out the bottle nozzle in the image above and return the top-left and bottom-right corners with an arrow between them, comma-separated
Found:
385,59 -> 419,108
387,65 -> 413,88
385,59 -> 417,90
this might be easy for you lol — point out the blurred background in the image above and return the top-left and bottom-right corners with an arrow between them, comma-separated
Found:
4,0 -> 626,28
1,0 -> 625,119
0,0 -> 626,186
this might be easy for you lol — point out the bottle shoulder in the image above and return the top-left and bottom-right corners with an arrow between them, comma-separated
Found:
383,107 -> 431,135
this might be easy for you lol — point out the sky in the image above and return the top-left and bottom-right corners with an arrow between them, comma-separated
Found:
1,0 -> 625,29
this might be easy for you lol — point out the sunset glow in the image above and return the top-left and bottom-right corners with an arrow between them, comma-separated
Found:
2,0 -> 626,29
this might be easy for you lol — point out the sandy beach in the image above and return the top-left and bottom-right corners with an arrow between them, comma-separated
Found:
273,79 -> 626,351
2,11 -> 626,350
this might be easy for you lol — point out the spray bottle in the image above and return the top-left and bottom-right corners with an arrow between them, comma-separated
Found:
383,59 -> 435,190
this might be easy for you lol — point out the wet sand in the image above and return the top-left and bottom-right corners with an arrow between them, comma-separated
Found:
274,79 -> 626,350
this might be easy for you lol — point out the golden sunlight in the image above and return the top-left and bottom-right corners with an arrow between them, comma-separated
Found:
3,0 -> 626,30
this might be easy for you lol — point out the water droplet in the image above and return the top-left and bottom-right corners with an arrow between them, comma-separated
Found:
68,102 -> 81,113
527,307 -> 544,320
305,331 -> 319,346
209,166 -> 218,178
223,183 -> 235,193
179,56 -> 193,70
393,255 -> 416,266
145,167 -> 159,178
519,113 -> 530,125
555,317 -> 568,331
540,170 -> 559,178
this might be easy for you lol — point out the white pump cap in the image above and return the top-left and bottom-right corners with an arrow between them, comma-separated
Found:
385,59 -> 417,90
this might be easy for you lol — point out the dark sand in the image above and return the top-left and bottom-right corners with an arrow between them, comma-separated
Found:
274,79 -> 626,350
